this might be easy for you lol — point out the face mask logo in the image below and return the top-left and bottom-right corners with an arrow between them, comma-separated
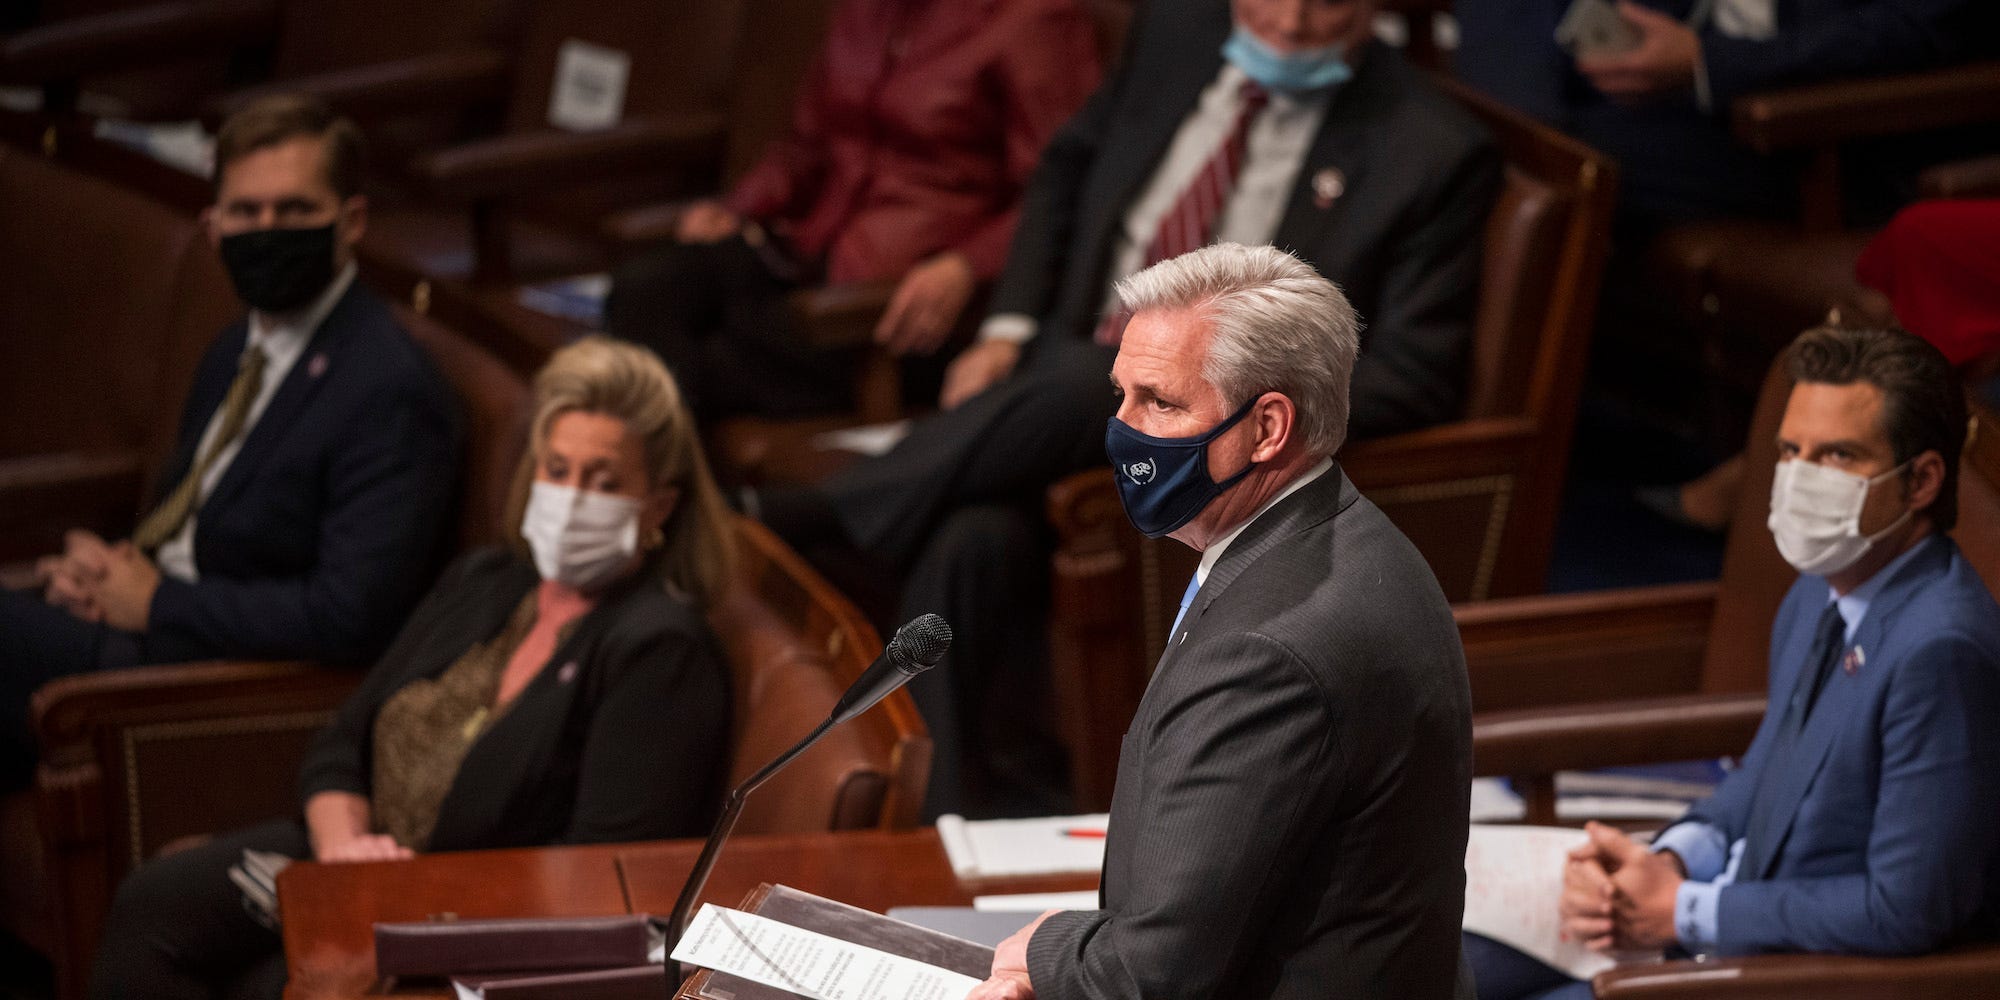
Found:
1221,26 -> 1354,93
1104,397 -> 1260,538
1766,458 -> 1913,577
520,480 -> 643,591
218,223 -> 338,313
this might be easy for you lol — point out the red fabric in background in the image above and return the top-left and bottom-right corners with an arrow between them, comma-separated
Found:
1855,199 -> 2000,365
724,0 -> 1102,284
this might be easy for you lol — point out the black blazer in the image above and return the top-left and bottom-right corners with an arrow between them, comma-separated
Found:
990,0 -> 1500,437
144,282 -> 461,666
1026,469 -> 1474,1000
297,548 -> 732,850
1686,0 -> 1996,107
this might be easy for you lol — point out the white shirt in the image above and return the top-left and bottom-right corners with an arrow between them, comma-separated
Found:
154,263 -> 356,583
982,63 -> 1331,344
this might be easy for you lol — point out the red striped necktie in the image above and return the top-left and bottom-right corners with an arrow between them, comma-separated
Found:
1096,78 -> 1271,347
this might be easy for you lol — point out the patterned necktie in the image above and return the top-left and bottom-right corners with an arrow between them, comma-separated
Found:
1096,79 -> 1271,346
133,345 -> 269,552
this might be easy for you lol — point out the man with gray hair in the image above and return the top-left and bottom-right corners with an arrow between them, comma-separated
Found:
969,243 -> 1474,1000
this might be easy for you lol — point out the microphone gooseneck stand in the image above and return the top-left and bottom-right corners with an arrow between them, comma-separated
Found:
663,613 -> 952,987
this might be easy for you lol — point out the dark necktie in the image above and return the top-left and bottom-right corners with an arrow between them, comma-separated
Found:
1794,600 -> 1847,727
1095,79 -> 1271,346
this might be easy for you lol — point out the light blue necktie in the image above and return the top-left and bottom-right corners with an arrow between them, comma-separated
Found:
1169,573 -> 1201,638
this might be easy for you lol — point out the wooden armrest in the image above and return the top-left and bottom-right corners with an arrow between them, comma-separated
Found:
205,48 -> 508,124
1918,155 -> 2000,200
600,201 -> 687,246
1594,944 -> 2000,999
407,112 -> 728,200
1473,692 -> 1765,777
0,451 -> 145,563
1731,61 -> 2000,153
32,659 -> 353,756
784,280 -> 900,349
1456,581 -> 1719,712
0,0 -> 277,83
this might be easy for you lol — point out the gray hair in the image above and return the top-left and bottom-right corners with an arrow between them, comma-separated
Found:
1114,242 -> 1360,456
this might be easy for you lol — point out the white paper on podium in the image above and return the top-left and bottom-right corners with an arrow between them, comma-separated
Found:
935,813 -> 1108,879
1463,824 -> 1632,982
672,904 -> 981,1000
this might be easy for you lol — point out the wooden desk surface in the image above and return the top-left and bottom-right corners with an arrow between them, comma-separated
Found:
280,828 -> 1096,999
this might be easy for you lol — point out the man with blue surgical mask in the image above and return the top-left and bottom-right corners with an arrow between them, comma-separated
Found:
1465,325 -> 2000,999
759,0 -> 1498,821
968,243 -> 1475,1000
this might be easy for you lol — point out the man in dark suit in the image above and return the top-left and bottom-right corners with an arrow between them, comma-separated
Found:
770,0 -> 1497,818
1466,326 -> 2000,999
1453,0 -> 1997,221
0,95 -> 461,790
970,243 -> 1475,1000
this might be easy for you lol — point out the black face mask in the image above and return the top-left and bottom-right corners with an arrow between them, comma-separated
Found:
217,224 -> 338,313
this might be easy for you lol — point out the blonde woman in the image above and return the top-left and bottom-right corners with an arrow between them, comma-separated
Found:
92,337 -> 736,999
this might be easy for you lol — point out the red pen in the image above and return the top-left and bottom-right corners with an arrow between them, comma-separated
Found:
1061,828 -> 1107,838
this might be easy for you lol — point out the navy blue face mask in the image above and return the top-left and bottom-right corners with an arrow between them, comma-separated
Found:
1104,397 -> 1260,538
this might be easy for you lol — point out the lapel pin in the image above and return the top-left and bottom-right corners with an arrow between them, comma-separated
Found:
1312,168 -> 1346,209
307,353 -> 329,379
558,661 -> 580,684
1843,646 -> 1864,675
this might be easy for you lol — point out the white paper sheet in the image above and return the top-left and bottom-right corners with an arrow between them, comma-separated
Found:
1463,824 -> 1630,982
812,420 -> 912,457
971,891 -> 1100,912
547,39 -> 630,131
935,813 -> 1108,879
672,904 -> 981,1000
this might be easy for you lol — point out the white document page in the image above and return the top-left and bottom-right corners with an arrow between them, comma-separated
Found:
935,813 -> 1108,879
1463,824 -> 1632,982
547,39 -> 630,131
971,890 -> 1100,912
672,904 -> 981,1000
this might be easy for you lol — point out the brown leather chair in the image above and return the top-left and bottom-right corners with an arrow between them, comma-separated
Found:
0,143 -> 238,564
1640,63 -> 2000,448
1461,392 -> 2000,997
1042,76 -> 1619,807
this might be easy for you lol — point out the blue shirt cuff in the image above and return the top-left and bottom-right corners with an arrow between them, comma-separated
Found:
1674,879 -> 1722,951
1652,821 -> 1728,882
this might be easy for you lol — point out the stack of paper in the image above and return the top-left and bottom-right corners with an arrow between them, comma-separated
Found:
935,813 -> 1109,879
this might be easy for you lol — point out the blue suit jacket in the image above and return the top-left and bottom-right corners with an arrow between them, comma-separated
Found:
142,282 -> 461,666
1677,534 -> 2000,955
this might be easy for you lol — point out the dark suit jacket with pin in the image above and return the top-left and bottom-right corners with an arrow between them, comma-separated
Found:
991,0 -> 1499,437
143,281 -> 460,666
296,548 -> 733,848
1025,468 -> 1475,1000
1668,534 -> 2000,955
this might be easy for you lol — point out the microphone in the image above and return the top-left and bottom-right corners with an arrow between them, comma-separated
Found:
664,614 -> 953,970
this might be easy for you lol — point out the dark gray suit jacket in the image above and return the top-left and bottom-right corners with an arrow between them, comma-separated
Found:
992,0 -> 1499,437
1026,467 -> 1474,999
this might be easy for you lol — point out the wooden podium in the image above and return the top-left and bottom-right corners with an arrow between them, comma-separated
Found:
278,828 -> 1094,999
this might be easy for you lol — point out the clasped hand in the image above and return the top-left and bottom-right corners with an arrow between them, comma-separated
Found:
1559,821 -> 1683,952
37,530 -> 160,632
1576,1 -> 1701,103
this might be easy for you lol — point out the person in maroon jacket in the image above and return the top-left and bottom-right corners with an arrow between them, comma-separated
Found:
605,0 -> 1102,421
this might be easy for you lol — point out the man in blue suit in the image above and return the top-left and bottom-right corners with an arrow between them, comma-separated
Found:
1467,324 -> 2000,998
0,95 -> 461,791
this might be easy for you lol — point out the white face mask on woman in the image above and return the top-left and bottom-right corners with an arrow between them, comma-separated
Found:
1766,457 -> 1912,577
519,480 -> 642,590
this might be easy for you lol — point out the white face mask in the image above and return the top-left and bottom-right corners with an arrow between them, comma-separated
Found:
1766,458 -> 1912,577
520,480 -> 643,590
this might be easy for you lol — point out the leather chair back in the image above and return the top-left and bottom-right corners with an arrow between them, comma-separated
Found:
712,517 -> 929,832
0,147 -> 237,469
272,0 -> 518,79
394,304 -> 531,548
501,0 -> 741,134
